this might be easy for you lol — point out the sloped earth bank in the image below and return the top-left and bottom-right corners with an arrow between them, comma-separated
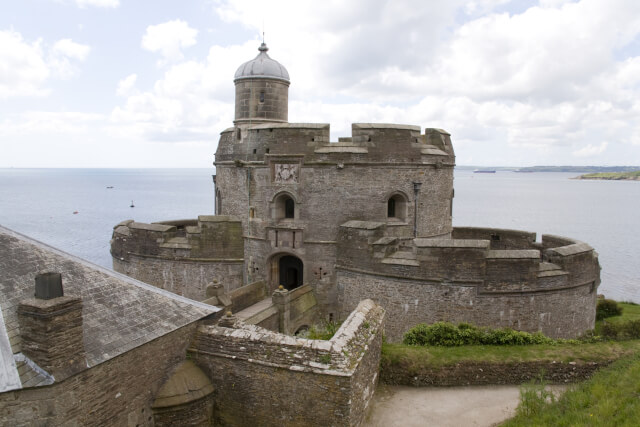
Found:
365,384 -> 567,427
380,360 -> 610,386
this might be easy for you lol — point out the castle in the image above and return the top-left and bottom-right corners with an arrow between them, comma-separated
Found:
112,43 -> 600,341
0,44 -> 601,426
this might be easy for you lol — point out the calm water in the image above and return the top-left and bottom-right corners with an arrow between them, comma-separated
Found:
0,168 -> 638,303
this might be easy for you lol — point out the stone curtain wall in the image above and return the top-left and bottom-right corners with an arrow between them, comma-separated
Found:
190,299 -> 385,427
0,324 -> 198,426
337,225 -> 599,341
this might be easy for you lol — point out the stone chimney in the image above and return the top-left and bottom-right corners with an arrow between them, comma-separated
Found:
17,272 -> 86,379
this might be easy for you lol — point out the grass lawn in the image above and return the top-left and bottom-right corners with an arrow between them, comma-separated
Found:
381,340 -> 640,369
500,353 -> 640,426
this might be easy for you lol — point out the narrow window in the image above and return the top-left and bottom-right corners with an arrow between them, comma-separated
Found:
236,128 -> 241,140
259,92 -> 265,103
249,207 -> 255,219
387,193 -> 407,221
253,149 -> 257,154
284,197 -> 295,219
387,198 -> 396,217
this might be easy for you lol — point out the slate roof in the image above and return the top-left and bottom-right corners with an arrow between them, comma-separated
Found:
0,226 -> 217,392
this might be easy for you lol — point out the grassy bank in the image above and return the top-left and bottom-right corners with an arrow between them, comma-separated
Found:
380,301 -> 640,422
501,353 -> 640,426
577,171 -> 640,180
381,340 -> 640,369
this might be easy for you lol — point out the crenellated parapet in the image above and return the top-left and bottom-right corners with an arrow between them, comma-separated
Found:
336,222 -> 600,340
110,216 -> 245,300
215,123 -> 454,166
111,215 -> 244,261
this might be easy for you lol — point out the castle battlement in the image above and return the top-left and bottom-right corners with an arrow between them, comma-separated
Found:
216,123 -> 453,165
111,217 -> 245,299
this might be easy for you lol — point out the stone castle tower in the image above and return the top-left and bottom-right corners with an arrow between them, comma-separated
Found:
214,43 -> 456,316
234,42 -> 290,125
112,43 -> 599,341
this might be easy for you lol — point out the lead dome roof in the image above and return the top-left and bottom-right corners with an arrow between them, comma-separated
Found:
234,43 -> 290,83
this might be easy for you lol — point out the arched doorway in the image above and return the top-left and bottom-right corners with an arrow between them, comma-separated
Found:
278,255 -> 303,290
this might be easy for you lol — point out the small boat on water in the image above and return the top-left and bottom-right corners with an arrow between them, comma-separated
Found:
130,200 -> 135,208
473,169 -> 496,173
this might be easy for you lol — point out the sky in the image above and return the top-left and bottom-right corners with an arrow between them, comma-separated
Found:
1,0 -> 640,168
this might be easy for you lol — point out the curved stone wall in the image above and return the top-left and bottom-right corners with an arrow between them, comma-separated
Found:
110,216 -> 245,300
336,224 -> 600,341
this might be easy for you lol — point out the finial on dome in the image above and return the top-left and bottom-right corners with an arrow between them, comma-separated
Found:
258,43 -> 268,52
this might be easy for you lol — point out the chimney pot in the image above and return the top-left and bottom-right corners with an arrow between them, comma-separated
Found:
35,272 -> 64,299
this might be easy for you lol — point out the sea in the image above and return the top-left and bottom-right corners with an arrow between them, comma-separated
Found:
0,168 -> 638,303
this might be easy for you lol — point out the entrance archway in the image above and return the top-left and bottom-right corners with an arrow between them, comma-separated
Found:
277,255 -> 303,290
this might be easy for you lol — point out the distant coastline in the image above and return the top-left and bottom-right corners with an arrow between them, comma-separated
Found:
457,165 -> 640,173
574,171 -> 640,181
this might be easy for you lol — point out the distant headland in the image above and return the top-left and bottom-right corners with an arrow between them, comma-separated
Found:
457,165 -> 640,174
574,171 -> 640,181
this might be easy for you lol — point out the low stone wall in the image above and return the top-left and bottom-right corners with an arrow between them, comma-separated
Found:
229,280 -> 268,313
189,299 -> 385,426
380,359 -> 612,387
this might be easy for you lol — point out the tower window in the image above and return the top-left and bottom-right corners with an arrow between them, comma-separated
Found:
285,197 -> 295,218
274,193 -> 297,220
387,193 -> 407,221
259,92 -> 265,103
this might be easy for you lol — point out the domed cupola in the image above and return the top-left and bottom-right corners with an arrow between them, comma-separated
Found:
234,43 -> 290,83
234,43 -> 289,125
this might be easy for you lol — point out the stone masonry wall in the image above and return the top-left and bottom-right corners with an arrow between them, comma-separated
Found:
336,225 -> 599,341
113,255 -> 243,300
338,270 -> 596,342
111,217 -> 245,300
235,79 -> 289,123
190,299 -> 385,426
0,323 -> 199,426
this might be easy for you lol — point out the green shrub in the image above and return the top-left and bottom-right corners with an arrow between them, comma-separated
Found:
601,319 -> 640,340
402,322 -> 556,347
596,299 -> 623,320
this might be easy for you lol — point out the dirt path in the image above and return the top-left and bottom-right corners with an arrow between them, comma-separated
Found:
365,384 -> 564,427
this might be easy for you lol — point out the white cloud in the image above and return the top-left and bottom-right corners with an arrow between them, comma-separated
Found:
0,30 -> 50,98
0,111 -> 104,136
573,142 -> 608,157
49,39 -> 91,79
52,39 -> 90,61
141,20 -> 198,65
73,0 -> 119,8
116,74 -> 137,97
